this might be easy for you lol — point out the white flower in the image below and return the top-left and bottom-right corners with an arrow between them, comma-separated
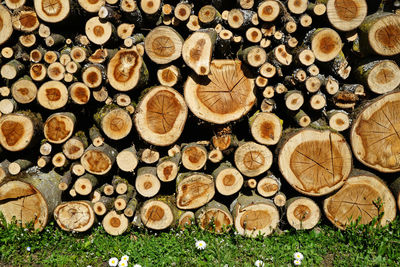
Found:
254,260 -> 264,267
133,265 -> 142,267
109,257 -> 119,266
293,252 -> 304,261
294,259 -> 302,266
195,240 -> 207,250
26,247 -> 31,252
118,260 -> 128,267
121,255 -> 129,262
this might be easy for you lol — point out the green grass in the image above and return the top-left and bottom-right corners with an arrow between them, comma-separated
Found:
1,215 -> 399,267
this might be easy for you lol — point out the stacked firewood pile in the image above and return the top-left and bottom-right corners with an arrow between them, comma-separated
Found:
0,0 -> 400,237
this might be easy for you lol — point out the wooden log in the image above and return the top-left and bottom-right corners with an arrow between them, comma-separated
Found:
286,197 -> 321,230
0,160 -> 11,182
10,76 -> 37,104
134,86 -> 187,146
124,197 -> 138,217
181,143 -> 207,171
351,91 -> 400,172
54,201 -> 95,232
390,177 -> 400,212
89,125 -> 104,147
176,172 -> 215,210
182,29 -> 216,75
37,81 -> 68,110
5,0 -> 26,9
116,145 -> 138,172
257,172 -> 281,198
107,47 -> 148,92
0,4 -> 14,45
0,111 -> 42,152
52,152 -> 68,168
359,12 -> 400,56
227,9 -> 256,30
81,143 -> 117,175
230,194 -> 280,237
326,110 -> 350,132
94,104 -> 132,140
144,26 -> 183,64
78,0 -> 105,13
198,5 -> 222,26
12,8 -> 39,33
102,210 -> 130,235
238,46 -> 267,68
249,112 -> 282,145
287,0 -> 308,14
184,59 -> 255,124
68,82 -> 90,105
273,191 -> 286,207
234,141 -> 272,177
9,159 -> 33,175
0,169 -> 62,231
44,112 -> 76,144
257,0 -> 281,22
324,170 -> 397,229
278,128 -> 352,196
308,28 -> 343,62
208,149 -> 223,163
34,0 -> 71,23
74,174 -> 98,196
196,200 -> 233,234
285,90 -> 304,111
135,167 -> 161,198
140,148 -> 160,164
140,195 -> 180,230
58,171 -> 72,191
355,60 -> 400,95
157,152 -> 181,182
93,196 -> 114,216
1,60 -> 25,80
0,99 -> 17,114
178,211 -> 195,230
157,65 -> 180,87
324,0 -> 367,31
85,16 -> 116,45
71,162 -> 86,176
213,162 -> 243,196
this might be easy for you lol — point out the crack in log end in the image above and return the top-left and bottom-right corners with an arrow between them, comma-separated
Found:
190,39 -> 205,62
112,50 -> 140,83
83,150 -> 111,174
195,61 -> 254,116
178,180 -> 213,208
293,205 -> 311,221
375,24 -> 400,49
146,205 -> 164,222
355,100 -> 400,170
334,0 -> 358,21
260,121 -> 275,140
240,210 -> 270,230
45,117 -> 70,142
290,139 -> 345,193
223,174 -> 235,186
243,151 -> 265,170
376,69 -> 395,84
45,88 -> 61,101
201,210 -> 231,233
1,121 -> 24,146
42,0 -> 62,16
152,36 -> 175,57
326,184 -> 380,226
146,90 -> 181,134
110,217 -> 121,227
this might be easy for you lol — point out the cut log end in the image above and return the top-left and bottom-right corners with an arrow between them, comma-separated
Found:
140,200 -> 174,230
235,142 -> 273,177
102,211 -> 129,235
54,201 -> 95,232
250,112 -> 282,145
311,28 -> 342,62
176,173 -> 215,210
286,197 -> 320,230
44,113 -> 75,144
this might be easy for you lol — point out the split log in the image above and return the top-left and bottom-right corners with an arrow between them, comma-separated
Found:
0,111 -> 42,152
324,170 -> 397,229
278,129 -> 352,196
134,86 -> 187,146
44,112 -> 76,144
140,195 -> 181,230
212,161 -> 243,196
94,104 -> 132,140
196,200 -> 233,234
156,152 -> 181,182
230,194 -> 280,237
81,143 -> 117,175
176,172 -> 215,210
286,197 -> 320,230
0,169 -> 62,230
135,167 -> 161,198
144,26 -> 183,64
116,146 -> 138,172
182,29 -> 217,75
102,210 -> 130,235
54,201 -> 95,232
107,47 -> 148,92
249,112 -> 282,145
257,173 -> 281,198
181,143 -> 207,171
184,59 -> 256,124
355,60 -> 400,95
234,141 -> 273,177
351,91 -> 400,172
359,12 -> 400,56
